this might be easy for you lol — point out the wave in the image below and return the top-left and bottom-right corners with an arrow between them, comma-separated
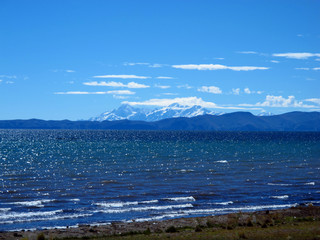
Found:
8,199 -> 55,208
271,195 -> 289,199
215,160 -> 228,163
0,208 -> 11,212
0,213 -> 92,225
95,199 -> 159,208
163,196 -> 196,202
179,204 -> 297,215
213,201 -> 233,205
95,203 -> 193,214
133,213 -> 188,222
0,209 -> 63,220
267,183 -> 293,186
304,182 -> 315,185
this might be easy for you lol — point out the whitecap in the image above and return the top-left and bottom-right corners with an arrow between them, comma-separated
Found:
267,183 -> 293,186
215,160 -> 228,163
0,209 -> 63,220
134,213 -> 188,222
95,201 -> 139,208
164,196 -> 196,202
179,203 -> 297,215
9,199 -> 55,208
0,208 -> 11,212
271,195 -> 289,199
0,213 -> 92,224
94,203 -> 193,214
214,201 -> 233,205
305,182 -> 315,185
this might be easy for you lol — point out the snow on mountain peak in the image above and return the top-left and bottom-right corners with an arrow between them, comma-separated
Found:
91,103 -> 222,122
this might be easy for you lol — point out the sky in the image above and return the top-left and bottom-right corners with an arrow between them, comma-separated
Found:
1,0 -> 320,120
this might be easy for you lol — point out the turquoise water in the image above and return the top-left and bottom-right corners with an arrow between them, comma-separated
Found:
0,130 -> 319,231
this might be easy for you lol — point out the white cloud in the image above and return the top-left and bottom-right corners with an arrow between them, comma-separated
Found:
239,95 -> 316,108
55,91 -> 90,95
0,79 -> 2,83
244,88 -> 251,94
149,63 -> 164,68
55,90 -> 135,95
123,97 -> 218,108
295,67 -> 310,70
156,76 -> 174,79
215,57 -> 224,60
123,97 -> 250,110
155,84 -> 171,89
273,52 -> 320,59
107,90 -> 135,95
316,58 -> 320,62
0,75 -> 17,79
123,62 -> 149,66
172,64 -> 268,71
163,93 -> 178,96
232,88 -> 240,95
305,98 -> 320,105
177,84 -> 193,89
65,70 -> 75,73
270,60 -> 280,63
113,95 -> 130,99
198,86 -> 222,94
123,62 -> 165,68
83,81 -> 150,88
295,67 -> 320,70
6,81 -> 14,84
93,74 -> 150,79
238,51 -> 258,54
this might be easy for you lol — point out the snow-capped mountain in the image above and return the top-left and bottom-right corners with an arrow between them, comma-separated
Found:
91,103 -> 222,122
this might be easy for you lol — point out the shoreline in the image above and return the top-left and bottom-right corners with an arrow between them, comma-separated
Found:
1,205 -> 319,240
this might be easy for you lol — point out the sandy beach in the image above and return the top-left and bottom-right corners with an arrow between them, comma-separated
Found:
1,205 -> 319,240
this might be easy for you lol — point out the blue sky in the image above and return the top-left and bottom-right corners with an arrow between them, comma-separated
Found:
1,0 -> 320,120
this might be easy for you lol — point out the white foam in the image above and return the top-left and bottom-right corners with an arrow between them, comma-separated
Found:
215,160 -> 228,163
305,182 -> 315,185
179,204 -> 297,215
0,213 -> 92,224
134,213 -> 188,222
95,199 -> 159,208
178,169 -> 194,173
9,199 -> 55,208
267,183 -> 293,186
271,195 -> 289,199
0,208 -> 11,212
70,198 -> 80,202
164,196 -> 196,202
141,200 -> 159,204
214,201 -> 233,205
95,201 -> 139,208
0,209 -> 63,220
95,203 -> 193,214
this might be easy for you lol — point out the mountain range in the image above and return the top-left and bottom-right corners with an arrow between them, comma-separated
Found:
90,103 -> 223,122
1,111 -> 319,131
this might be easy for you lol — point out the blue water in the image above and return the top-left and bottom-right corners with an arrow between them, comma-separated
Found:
0,130 -> 319,231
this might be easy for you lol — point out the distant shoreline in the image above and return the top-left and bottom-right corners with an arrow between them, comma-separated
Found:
0,111 -> 320,131
1,205 -> 319,240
